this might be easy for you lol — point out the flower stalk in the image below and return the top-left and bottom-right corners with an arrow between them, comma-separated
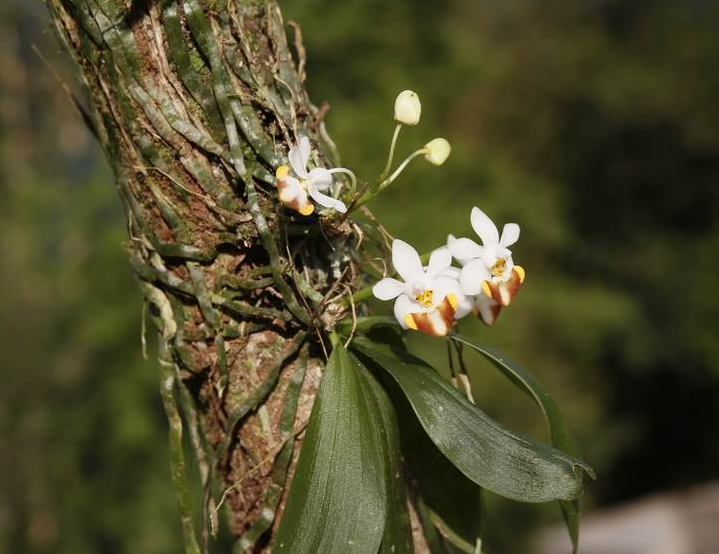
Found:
381,123 -> 403,179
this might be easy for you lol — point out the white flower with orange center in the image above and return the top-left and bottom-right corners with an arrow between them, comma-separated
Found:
448,207 -> 525,307
373,240 -> 466,337
275,136 -> 350,215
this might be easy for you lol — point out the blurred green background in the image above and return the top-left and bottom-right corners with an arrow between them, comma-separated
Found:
2,0 -> 718,553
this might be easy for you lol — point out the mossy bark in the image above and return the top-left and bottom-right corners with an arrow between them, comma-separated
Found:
46,1 -> 362,552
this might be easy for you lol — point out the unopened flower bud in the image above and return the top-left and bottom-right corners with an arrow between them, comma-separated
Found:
424,138 -> 451,166
394,90 -> 421,126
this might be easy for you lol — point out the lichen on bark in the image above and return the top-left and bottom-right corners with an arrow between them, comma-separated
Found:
46,1 -> 378,551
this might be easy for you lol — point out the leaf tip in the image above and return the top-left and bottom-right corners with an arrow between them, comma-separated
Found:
573,460 -> 597,481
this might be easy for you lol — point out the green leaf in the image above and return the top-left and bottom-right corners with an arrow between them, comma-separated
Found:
352,337 -> 592,504
385,369 -> 483,553
450,333 -> 596,553
273,345 -> 386,554
355,357 -> 414,554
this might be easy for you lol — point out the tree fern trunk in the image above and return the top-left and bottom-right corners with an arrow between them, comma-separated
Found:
47,1 -> 357,551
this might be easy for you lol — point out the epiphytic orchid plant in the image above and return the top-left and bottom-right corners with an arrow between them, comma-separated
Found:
269,91 -> 594,554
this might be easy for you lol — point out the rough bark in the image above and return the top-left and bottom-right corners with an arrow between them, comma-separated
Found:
46,1 -> 365,552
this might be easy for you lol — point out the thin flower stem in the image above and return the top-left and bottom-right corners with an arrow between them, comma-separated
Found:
350,148 -> 428,211
447,339 -> 460,389
453,340 -> 475,403
381,124 -> 403,179
342,284 -> 358,348
377,148 -> 427,193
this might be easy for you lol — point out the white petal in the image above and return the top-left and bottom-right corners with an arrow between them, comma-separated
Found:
332,199 -> 348,213
372,278 -> 406,300
454,296 -> 473,319
308,186 -> 347,213
448,237 -> 483,262
460,259 -> 491,296
394,294 -> 420,329
482,245 -> 511,269
392,239 -> 424,283
308,167 -> 333,189
432,275 -> 471,319
289,136 -> 311,178
471,206 -> 499,247
496,246 -> 512,259
481,247 -> 498,267
288,145 -> 307,178
432,275 -> 458,299
441,267 -> 462,280
500,223 -> 520,247
299,135 -> 311,168
503,255 -> 515,280
426,247 -> 452,277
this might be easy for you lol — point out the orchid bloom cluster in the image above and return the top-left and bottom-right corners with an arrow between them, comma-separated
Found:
373,207 -> 525,337
275,90 -> 451,216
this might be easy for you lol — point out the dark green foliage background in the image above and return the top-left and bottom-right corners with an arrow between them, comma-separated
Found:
2,0 -> 718,552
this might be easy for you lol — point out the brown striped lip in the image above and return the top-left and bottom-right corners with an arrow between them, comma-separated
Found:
483,265 -> 524,307
405,294 -> 458,337
475,297 -> 502,326
277,177 -> 314,215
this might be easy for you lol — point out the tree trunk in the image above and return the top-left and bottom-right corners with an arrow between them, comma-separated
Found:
47,1 -> 359,551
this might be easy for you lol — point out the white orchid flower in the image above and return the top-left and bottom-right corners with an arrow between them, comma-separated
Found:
373,240 -> 463,337
441,247 -> 502,326
275,136 -> 349,215
448,207 -> 525,307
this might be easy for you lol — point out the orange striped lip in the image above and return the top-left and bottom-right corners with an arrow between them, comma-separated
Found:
484,266 -> 524,307
475,299 -> 502,326
407,294 -> 457,337
277,179 -> 314,215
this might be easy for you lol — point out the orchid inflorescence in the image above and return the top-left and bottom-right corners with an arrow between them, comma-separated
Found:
372,207 -> 525,337
273,91 -> 524,338
274,90 -> 450,216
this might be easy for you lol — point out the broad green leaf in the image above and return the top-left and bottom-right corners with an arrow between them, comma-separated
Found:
352,338 -> 592,504
385,369 -> 483,553
450,333 -> 596,553
354,356 -> 414,554
273,345 -> 386,554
